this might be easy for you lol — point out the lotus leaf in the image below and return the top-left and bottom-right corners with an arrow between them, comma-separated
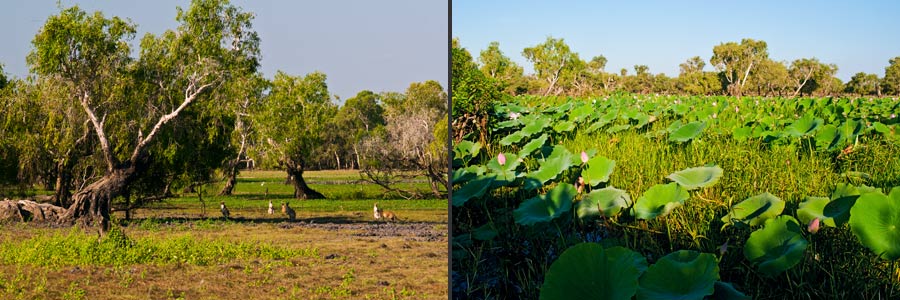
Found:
721,192 -> 784,229
669,122 -> 706,143
632,183 -> 690,220
451,175 -> 496,207
743,215 -> 808,276
514,183 -> 576,225
582,155 -> 616,186
540,243 -> 646,300
849,187 -> 900,260
636,250 -> 719,300
578,187 -> 631,219
666,165 -> 723,190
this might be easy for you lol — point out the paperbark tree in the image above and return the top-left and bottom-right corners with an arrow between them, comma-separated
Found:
28,0 -> 258,230
789,58 -> 838,97
711,39 -> 768,96
522,37 -> 584,96
255,71 -> 334,199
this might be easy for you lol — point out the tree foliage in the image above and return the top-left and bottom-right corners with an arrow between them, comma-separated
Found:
254,71 -> 334,199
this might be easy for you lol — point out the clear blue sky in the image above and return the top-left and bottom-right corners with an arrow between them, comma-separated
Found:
0,0 -> 448,101
453,0 -> 900,81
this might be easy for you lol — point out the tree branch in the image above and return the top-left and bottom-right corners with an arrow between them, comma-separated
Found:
791,69 -> 814,98
79,91 -> 116,172
131,81 -> 215,162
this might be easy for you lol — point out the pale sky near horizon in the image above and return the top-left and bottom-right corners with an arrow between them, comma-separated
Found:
0,0 -> 448,102
454,0 -> 900,82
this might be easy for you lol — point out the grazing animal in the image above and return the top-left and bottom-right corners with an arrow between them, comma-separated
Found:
373,203 -> 396,222
220,201 -> 230,219
282,202 -> 296,222
267,200 -> 275,215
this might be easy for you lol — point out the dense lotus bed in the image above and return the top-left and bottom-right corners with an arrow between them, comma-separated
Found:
451,95 -> 900,299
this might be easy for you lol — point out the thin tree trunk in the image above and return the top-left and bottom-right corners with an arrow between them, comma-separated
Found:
333,150 -> 339,170
53,162 -> 72,207
792,70 -> 813,98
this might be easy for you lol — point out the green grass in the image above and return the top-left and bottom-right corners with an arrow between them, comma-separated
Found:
0,226 -> 316,268
452,96 -> 900,299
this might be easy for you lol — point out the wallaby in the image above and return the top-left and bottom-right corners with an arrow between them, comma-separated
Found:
373,203 -> 396,222
220,201 -> 230,219
282,202 -> 296,222
265,188 -> 274,215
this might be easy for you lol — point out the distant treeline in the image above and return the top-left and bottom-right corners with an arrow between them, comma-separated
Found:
454,37 -> 900,98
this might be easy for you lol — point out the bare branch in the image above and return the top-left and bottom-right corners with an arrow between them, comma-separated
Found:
131,81 -> 215,161
79,91 -> 116,172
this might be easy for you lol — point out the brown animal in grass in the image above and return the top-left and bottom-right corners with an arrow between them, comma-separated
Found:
220,201 -> 230,219
282,202 -> 296,222
373,203 -> 397,222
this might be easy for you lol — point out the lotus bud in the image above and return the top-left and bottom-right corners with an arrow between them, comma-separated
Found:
719,239 -> 729,256
808,218 -> 820,234
892,114 -> 896,119
735,106 -> 739,113
581,151 -> 589,164
498,153 -> 506,166
576,177 -> 585,194
712,101 -> 717,107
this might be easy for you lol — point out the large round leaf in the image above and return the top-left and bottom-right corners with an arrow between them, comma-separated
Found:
521,116 -> 551,136
523,146 -> 574,190
451,165 -> 485,185
451,175 -> 495,207
720,193 -> 784,229
553,120 -> 576,133
824,183 -> 878,227
518,133 -> 548,158
669,121 -> 706,143
712,281 -> 751,300
578,187 -> 631,219
849,187 -> 900,260
452,141 -> 480,165
540,243 -> 647,300
499,130 -> 528,146
783,114 -> 823,137
743,215 -> 808,276
514,183 -> 576,226
666,165 -> 724,190
486,153 -> 520,186
637,250 -> 719,300
815,124 -> 842,151
632,183 -> 690,220
583,155 -> 616,187
797,196 -> 834,227
569,104 -> 595,123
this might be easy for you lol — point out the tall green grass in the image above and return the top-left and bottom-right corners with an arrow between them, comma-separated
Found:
0,226 -> 317,268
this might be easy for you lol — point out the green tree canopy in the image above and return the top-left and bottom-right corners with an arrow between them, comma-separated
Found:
255,71 -> 335,199
711,38 -> 769,96
883,56 -> 900,95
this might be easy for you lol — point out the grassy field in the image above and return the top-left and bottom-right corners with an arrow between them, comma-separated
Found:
0,169 -> 448,300
452,95 -> 900,299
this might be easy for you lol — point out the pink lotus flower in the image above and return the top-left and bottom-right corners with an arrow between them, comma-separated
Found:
581,151 -> 589,163
735,106 -> 739,113
808,218 -> 820,234
498,153 -> 506,166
